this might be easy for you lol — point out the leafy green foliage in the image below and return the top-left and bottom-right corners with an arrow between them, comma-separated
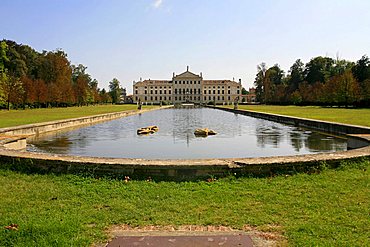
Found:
108,78 -> 122,104
254,55 -> 370,106
0,39 -> 116,109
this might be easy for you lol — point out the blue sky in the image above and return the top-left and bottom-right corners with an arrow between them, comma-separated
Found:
1,0 -> 369,92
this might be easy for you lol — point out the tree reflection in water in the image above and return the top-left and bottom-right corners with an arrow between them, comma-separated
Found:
28,108 -> 348,159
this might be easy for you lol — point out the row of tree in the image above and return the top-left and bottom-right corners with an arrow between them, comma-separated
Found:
254,55 -> 370,107
0,40 -> 124,110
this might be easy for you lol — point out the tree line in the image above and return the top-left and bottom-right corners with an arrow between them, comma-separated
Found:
254,55 -> 370,107
0,40 -> 124,110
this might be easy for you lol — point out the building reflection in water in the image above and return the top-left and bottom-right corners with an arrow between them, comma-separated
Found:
28,107 -> 347,159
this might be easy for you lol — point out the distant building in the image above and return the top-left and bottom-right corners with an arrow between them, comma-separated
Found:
133,67 -> 242,104
246,87 -> 257,103
125,95 -> 133,104
120,88 -> 133,103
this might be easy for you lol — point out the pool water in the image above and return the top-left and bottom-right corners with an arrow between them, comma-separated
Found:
28,107 -> 347,159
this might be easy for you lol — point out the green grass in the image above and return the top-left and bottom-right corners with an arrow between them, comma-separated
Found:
0,105 -> 157,128
1,105 -> 369,246
0,160 -> 369,246
226,105 -> 370,127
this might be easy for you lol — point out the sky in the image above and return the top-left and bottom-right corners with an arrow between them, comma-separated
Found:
1,0 -> 369,93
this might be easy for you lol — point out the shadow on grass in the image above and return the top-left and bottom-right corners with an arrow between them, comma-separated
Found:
0,156 -> 368,182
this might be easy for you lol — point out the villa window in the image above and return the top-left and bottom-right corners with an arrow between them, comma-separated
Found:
204,90 -> 206,94
135,90 -> 138,94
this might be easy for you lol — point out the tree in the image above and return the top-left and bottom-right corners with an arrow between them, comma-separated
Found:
3,40 -> 27,78
33,79 -> 48,107
89,79 -> 100,104
287,59 -> 304,92
254,63 -> 267,103
352,55 -> 370,83
100,88 -> 112,103
109,78 -> 122,104
0,41 -> 10,105
352,55 -> 370,105
20,76 -> 35,108
336,70 -> 361,107
72,64 -> 92,106
331,57 -> 354,76
40,50 -> 74,106
322,71 -> 360,107
264,64 -> 285,103
0,41 -> 9,73
290,90 -> 302,105
0,73 -> 24,110
0,42 -> 24,109
304,56 -> 334,84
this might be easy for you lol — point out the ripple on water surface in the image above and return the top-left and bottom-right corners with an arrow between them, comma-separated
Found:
27,107 -> 347,159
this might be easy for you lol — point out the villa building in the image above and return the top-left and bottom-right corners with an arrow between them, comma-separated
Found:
133,67 -> 242,104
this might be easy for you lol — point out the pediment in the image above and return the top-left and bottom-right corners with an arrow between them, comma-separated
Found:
175,71 -> 201,79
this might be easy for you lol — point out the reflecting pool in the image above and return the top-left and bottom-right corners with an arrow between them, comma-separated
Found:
28,107 -> 347,159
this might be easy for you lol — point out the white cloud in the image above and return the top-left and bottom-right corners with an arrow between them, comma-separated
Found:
153,0 -> 163,8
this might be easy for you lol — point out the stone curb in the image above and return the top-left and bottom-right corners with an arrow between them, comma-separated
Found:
0,106 -> 369,180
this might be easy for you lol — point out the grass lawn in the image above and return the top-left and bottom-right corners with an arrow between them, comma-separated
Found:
1,105 -> 369,246
0,160 -> 369,246
225,105 -> 370,127
0,105 -> 157,128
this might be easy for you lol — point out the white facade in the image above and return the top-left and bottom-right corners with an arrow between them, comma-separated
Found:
133,68 -> 242,104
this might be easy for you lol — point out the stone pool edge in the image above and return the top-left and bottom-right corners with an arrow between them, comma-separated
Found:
0,105 -> 369,180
